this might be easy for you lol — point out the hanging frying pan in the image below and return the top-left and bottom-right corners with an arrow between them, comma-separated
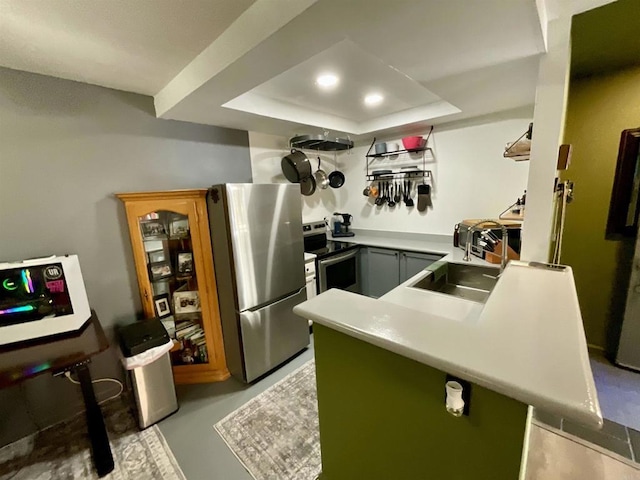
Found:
328,152 -> 345,188
300,176 -> 317,196
315,156 -> 329,189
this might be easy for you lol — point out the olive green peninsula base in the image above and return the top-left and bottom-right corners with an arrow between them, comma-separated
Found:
313,324 -> 529,480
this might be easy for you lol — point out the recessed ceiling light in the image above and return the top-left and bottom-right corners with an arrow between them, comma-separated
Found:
316,74 -> 339,89
364,93 -> 384,106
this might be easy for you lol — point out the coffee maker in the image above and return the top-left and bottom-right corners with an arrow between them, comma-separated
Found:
331,213 -> 355,238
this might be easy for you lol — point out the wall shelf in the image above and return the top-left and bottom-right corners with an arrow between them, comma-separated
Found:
366,147 -> 430,158
365,127 -> 434,184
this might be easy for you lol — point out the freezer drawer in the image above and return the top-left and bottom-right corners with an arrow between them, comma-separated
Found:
239,287 -> 309,382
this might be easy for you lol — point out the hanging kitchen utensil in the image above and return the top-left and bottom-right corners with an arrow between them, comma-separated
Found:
388,183 -> 396,208
315,155 -> 329,189
281,148 -> 312,183
375,181 -> 385,206
394,181 -> 401,204
406,180 -> 415,207
417,175 -> 432,211
300,175 -> 316,196
328,151 -> 345,188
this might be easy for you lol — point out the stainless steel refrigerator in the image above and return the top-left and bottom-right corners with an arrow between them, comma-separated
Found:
616,232 -> 640,371
207,184 -> 309,383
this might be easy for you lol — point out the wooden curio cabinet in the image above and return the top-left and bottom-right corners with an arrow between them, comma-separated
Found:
116,189 -> 229,384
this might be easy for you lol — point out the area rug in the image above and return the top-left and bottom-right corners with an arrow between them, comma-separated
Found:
215,359 -> 640,480
214,360 -> 320,480
0,395 -> 185,480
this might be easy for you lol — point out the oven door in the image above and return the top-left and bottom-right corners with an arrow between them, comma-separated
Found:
318,248 -> 360,294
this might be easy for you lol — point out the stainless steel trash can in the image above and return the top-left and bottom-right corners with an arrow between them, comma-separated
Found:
119,318 -> 178,429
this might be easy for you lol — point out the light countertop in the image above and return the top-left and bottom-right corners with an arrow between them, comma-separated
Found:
294,259 -> 602,428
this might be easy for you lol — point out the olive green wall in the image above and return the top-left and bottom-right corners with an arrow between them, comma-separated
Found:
561,66 -> 640,351
313,325 -> 528,480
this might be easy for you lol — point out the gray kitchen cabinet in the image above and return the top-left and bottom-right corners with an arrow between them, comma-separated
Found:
365,247 -> 401,298
362,247 -> 443,298
399,251 -> 443,282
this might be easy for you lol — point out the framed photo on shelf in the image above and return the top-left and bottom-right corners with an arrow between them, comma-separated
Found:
176,252 -> 194,276
169,216 -> 189,239
153,279 -> 171,295
160,315 -> 176,338
148,250 -> 166,263
140,220 -> 167,240
153,293 -> 172,318
173,290 -> 201,314
148,261 -> 172,281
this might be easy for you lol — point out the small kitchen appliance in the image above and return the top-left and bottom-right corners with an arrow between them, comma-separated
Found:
0,255 -> 91,345
331,213 -> 355,238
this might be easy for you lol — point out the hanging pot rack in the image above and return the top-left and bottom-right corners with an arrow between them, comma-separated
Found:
289,133 -> 354,152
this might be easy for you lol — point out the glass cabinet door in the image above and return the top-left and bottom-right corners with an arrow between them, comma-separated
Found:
138,209 -> 208,366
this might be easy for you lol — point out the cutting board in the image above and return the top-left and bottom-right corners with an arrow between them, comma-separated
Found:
485,240 -> 520,263
461,219 -> 522,228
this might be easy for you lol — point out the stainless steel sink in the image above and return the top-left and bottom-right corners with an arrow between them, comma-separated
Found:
410,262 -> 500,304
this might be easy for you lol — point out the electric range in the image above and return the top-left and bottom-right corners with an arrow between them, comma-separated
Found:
303,221 -> 360,293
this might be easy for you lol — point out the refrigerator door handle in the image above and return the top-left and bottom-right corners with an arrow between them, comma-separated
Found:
244,287 -> 307,313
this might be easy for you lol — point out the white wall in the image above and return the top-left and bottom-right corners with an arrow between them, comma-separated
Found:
249,110 -> 532,236
340,112 -> 531,235
249,131 -> 341,223
521,17 -> 571,262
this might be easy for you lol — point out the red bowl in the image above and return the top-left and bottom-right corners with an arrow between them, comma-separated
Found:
402,136 -> 423,151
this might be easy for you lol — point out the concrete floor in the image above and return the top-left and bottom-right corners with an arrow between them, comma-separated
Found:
158,343 -> 640,480
158,344 -> 314,480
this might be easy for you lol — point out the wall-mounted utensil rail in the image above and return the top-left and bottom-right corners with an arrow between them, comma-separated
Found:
366,170 -> 431,180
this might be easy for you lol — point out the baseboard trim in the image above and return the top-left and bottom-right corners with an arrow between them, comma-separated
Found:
587,343 -> 605,353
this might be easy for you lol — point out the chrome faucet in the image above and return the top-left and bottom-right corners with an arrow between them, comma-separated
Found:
463,219 -> 509,272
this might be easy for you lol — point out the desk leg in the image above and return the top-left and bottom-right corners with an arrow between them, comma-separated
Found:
75,364 -> 115,477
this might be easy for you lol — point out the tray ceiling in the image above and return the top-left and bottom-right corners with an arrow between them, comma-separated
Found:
1,0 -> 615,137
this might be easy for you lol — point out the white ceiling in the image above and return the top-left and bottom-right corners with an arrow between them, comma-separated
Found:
0,0 -> 255,95
0,0 -> 616,138
224,39 -> 460,134
156,0 -> 547,137
243,40 -> 445,123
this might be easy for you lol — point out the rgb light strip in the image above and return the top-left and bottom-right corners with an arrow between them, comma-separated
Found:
21,269 -> 34,293
0,305 -> 35,315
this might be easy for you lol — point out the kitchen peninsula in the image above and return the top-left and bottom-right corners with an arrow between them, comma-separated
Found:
294,256 -> 601,479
